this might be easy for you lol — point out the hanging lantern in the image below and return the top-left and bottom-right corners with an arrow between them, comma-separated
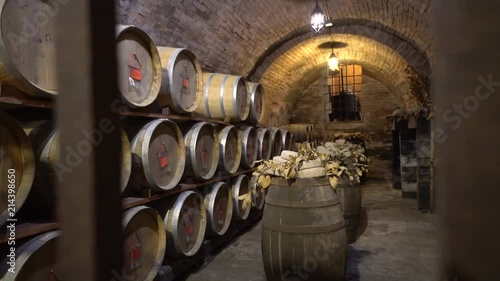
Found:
311,0 -> 325,33
328,51 -> 339,71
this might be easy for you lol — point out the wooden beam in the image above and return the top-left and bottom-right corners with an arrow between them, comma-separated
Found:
55,0 -> 123,280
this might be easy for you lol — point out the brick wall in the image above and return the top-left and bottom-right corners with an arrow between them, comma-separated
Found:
292,74 -> 399,180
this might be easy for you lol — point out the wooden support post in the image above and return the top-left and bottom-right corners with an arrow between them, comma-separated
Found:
417,118 -> 431,211
434,1 -> 500,279
55,1 -> 123,280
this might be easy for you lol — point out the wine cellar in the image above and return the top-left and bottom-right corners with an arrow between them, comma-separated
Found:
0,0 -> 499,281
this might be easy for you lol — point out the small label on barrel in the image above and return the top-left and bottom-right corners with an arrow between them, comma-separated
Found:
216,202 -> 224,225
227,140 -> 233,157
185,213 -> 194,243
129,244 -> 142,270
128,53 -> 143,81
157,143 -> 170,172
200,141 -> 208,169
48,269 -> 61,281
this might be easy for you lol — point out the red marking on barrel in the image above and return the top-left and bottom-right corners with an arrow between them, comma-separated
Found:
48,269 -> 60,281
181,64 -> 190,95
128,53 -> 143,81
158,143 -> 169,169
185,212 -> 194,243
200,141 -> 208,168
216,202 -> 224,225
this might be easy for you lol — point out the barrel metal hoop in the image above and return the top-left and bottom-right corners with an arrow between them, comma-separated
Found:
263,220 -> 345,234
265,198 -> 339,208
204,73 -> 215,118
219,75 -> 230,117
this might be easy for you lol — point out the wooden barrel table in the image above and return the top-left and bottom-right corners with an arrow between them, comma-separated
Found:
182,122 -> 219,181
246,82 -> 265,123
123,206 -> 166,281
250,175 -> 266,210
130,119 -> 185,191
217,125 -> 241,174
196,73 -> 249,121
0,0 -> 58,97
231,175 -> 251,221
0,111 -> 35,226
269,128 -> 283,157
239,126 -> 258,169
336,172 -> 362,244
0,231 -> 60,280
116,25 -> 161,108
157,47 -> 202,113
256,128 -> 272,160
204,182 -> 233,236
262,177 -> 347,281
164,191 -> 207,257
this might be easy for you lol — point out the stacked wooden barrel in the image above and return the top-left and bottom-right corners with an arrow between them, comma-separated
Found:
0,1 -> 59,97
231,175 -> 251,221
129,119 -> 186,191
204,182 -> 233,236
0,111 -> 35,226
0,231 -> 61,280
123,206 -> 166,281
280,129 -> 292,151
116,25 -> 162,108
239,126 -> 258,168
157,47 -> 203,113
246,82 -> 265,123
286,124 -> 316,142
182,122 -> 219,181
217,125 -> 242,173
250,175 -> 266,210
269,128 -> 283,157
163,191 -> 207,257
256,128 -> 272,160
196,73 -> 249,122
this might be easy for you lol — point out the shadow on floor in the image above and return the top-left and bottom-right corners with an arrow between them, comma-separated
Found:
356,207 -> 368,241
345,246 -> 371,281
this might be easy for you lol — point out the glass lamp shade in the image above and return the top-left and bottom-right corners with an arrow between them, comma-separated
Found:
311,4 -> 325,33
328,52 -> 339,71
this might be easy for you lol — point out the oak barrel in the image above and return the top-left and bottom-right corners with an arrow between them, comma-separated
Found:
256,128 -> 272,160
130,119 -> 186,191
250,175 -> 266,210
116,25 -> 161,108
0,111 -> 35,226
23,121 -> 132,193
0,231 -> 60,280
195,73 -> 249,121
163,190 -> 207,257
123,206 -> 166,281
231,174 -> 251,221
262,177 -> 347,281
182,122 -> 219,181
204,182 -> 233,236
336,176 -> 361,244
280,129 -> 292,151
246,82 -> 265,123
287,124 -> 308,142
0,0 -> 58,97
269,128 -> 283,157
239,126 -> 258,169
157,47 -> 202,113
217,125 -> 242,174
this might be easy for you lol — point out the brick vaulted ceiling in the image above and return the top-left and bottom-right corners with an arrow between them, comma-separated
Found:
117,0 -> 432,125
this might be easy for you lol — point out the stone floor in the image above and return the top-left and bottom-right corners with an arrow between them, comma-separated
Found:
184,179 -> 439,281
